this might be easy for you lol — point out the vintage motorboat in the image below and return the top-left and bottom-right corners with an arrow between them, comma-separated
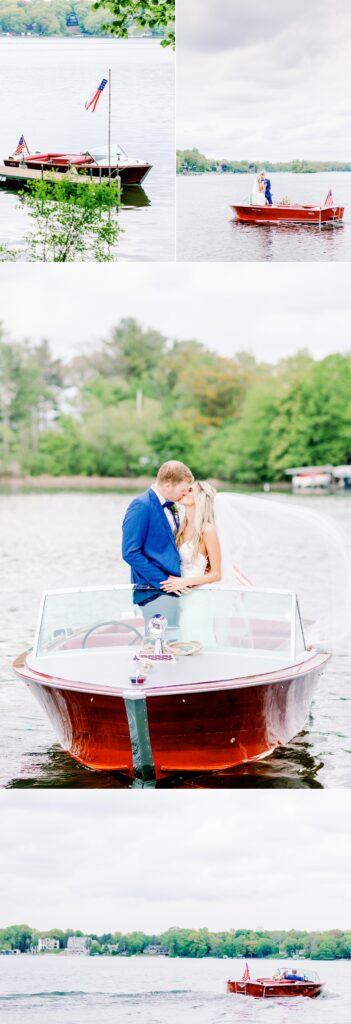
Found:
13,492 -> 351,782
231,202 -> 344,224
13,583 -> 330,782
4,145 -> 152,186
227,967 -> 323,998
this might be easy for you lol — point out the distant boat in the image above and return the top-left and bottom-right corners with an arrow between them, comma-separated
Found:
285,466 -> 334,491
231,202 -> 344,224
227,967 -> 324,998
13,583 -> 329,783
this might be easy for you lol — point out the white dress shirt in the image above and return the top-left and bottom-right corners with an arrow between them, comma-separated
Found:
152,486 -> 177,534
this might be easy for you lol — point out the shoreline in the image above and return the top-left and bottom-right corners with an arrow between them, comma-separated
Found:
177,168 -> 351,175
0,475 -> 290,493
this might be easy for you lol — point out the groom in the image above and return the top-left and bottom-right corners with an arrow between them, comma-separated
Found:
122,460 -> 194,591
262,169 -> 273,206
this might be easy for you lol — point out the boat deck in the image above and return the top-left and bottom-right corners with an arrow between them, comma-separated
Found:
26,647 -> 313,695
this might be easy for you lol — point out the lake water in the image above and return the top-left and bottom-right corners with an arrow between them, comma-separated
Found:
0,38 -> 174,261
176,173 -> 351,262
0,955 -> 349,1023
1,490 -> 351,790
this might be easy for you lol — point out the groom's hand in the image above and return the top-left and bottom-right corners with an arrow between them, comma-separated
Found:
160,576 -> 192,595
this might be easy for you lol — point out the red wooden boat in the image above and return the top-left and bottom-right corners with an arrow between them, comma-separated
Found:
4,145 -> 151,186
13,584 -> 329,783
227,967 -> 323,998
231,202 -> 344,223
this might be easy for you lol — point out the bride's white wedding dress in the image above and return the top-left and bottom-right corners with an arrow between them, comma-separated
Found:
177,496 -> 253,587
251,176 -> 266,206
179,540 -> 207,579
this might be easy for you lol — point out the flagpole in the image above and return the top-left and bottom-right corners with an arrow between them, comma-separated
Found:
108,67 -> 111,185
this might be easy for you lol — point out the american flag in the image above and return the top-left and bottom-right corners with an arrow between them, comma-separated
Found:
242,963 -> 250,982
324,189 -> 334,208
15,134 -> 29,155
85,77 -> 108,112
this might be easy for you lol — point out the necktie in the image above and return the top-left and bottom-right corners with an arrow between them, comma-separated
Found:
162,500 -> 180,531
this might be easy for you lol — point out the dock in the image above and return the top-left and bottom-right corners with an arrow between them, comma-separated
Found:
0,165 -> 114,188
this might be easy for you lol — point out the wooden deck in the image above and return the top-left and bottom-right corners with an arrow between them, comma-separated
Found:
0,165 -> 104,187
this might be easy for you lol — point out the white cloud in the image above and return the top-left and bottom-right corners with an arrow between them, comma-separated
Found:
0,791 -> 351,932
177,0 -> 351,160
1,263 -> 351,364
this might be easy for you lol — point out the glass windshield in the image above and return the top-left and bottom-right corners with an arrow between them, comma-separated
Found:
89,144 -> 128,163
34,586 -> 300,660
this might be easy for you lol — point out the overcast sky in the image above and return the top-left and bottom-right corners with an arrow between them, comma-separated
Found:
1,263 -> 351,363
177,0 -> 351,160
1,791 -> 351,932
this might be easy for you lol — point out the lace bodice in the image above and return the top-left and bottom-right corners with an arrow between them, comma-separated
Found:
179,540 -> 207,578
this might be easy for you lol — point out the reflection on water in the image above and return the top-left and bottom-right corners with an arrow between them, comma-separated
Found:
0,181 -> 151,209
1,492 -> 351,789
177,172 -> 351,262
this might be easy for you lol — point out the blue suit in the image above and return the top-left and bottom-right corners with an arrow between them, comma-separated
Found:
122,488 -> 181,588
264,177 -> 273,205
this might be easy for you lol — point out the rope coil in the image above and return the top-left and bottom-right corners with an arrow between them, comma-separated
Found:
138,640 -> 203,658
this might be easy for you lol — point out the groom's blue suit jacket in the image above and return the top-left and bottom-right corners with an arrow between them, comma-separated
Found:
122,488 -> 181,587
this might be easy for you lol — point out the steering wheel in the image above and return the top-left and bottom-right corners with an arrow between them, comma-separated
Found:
82,619 -> 143,649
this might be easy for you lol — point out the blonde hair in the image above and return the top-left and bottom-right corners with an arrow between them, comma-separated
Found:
176,480 -> 216,559
156,460 -> 193,485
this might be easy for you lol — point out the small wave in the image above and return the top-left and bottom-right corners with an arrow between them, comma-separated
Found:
0,988 -> 192,1002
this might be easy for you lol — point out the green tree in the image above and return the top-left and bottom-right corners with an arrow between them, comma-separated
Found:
93,0 -> 175,46
269,355 -> 351,475
90,940 -> 102,955
150,419 -> 200,470
80,398 -> 161,475
16,178 -> 121,263
103,318 -> 168,392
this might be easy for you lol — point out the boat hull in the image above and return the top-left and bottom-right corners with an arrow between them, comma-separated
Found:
232,203 -> 344,223
13,651 -> 329,781
227,979 -> 323,998
4,156 -> 151,186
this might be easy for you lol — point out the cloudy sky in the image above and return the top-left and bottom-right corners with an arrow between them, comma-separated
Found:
1,791 -> 351,932
1,263 -> 351,363
177,0 -> 351,160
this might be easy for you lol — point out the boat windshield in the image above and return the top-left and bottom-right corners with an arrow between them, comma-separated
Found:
88,144 -> 128,165
33,585 -> 304,663
274,967 -> 320,983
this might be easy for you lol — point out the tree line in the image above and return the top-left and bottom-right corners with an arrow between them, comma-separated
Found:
1,320 -> 351,483
177,148 -> 351,174
0,0 -> 174,42
1,924 -> 351,959
0,0 -> 112,36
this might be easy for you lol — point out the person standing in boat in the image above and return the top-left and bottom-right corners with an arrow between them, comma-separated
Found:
160,481 -> 222,594
122,460 -> 194,590
262,169 -> 273,205
251,172 -> 266,205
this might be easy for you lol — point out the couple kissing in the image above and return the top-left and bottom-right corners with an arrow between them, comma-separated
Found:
122,461 -> 222,596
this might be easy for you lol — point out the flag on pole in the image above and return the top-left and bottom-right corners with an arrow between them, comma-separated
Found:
242,963 -> 250,982
15,134 -> 29,155
85,78 -> 108,112
324,189 -> 334,208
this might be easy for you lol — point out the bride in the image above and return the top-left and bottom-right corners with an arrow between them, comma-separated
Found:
160,480 -> 221,594
251,171 -> 266,206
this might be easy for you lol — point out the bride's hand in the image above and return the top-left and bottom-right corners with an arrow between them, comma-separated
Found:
160,576 -> 192,595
